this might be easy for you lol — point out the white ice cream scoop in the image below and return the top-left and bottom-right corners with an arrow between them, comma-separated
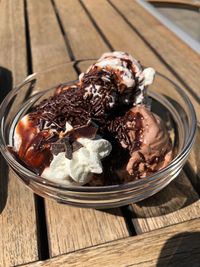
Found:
80,51 -> 155,105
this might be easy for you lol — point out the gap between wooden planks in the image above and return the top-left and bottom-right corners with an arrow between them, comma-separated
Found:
19,217 -> 200,267
0,0 -> 38,266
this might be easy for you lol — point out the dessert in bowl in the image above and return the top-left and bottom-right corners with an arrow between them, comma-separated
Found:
0,52 -> 196,208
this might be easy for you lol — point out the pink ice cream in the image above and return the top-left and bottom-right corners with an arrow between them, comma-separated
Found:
125,106 -> 172,177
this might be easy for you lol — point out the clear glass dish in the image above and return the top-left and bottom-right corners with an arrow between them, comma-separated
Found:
0,61 -> 197,208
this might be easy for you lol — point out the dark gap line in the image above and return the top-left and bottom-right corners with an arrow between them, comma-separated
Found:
121,206 -> 137,236
34,195 -> 50,260
24,0 -> 50,259
79,0 -> 114,52
79,0 -> 139,236
51,0 -> 75,61
24,0 -> 33,75
51,0 -> 81,75
107,0 -> 200,104
24,0 -> 36,99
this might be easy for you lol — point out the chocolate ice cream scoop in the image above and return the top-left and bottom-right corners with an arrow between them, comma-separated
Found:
108,105 -> 172,179
126,106 -> 172,178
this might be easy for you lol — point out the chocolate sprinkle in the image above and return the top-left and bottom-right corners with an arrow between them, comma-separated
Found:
51,142 -> 65,156
30,68 -> 137,134
72,141 -> 83,152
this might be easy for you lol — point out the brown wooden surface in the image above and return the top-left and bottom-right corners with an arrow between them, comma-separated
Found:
20,218 -> 200,267
54,0 -> 108,59
45,202 -> 129,257
0,0 -> 200,266
148,0 -> 200,8
27,0 -> 70,72
0,1 -> 38,266
131,171 -> 200,233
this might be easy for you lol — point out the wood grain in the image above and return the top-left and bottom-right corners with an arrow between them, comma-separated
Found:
0,1 -> 38,266
0,0 -> 27,85
27,0 -> 70,72
131,171 -> 200,233
54,0 -> 109,59
109,0 -> 200,120
45,201 -> 129,257
20,218 -> 200,267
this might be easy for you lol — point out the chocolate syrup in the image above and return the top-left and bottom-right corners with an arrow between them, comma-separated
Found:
15,117 -> 53,175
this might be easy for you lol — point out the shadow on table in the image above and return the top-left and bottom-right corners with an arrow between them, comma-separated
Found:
97,169 -> 199,219
157,232 -> 200,267
0,66 -> 13,213
184,126 -> 200,196
130,170 -> 200,218
0,154 -> 9,213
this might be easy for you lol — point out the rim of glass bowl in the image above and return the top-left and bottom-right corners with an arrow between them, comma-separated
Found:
0,61 -> 197,193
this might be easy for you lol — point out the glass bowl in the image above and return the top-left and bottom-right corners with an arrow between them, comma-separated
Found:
0,61 -> 197,208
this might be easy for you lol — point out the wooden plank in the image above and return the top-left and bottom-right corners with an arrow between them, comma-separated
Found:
0,1 -> 38,266
148,0 -> 200,8
46,201 -> 129,257
109,0 -> 200,120
28,1 -> 130,258
83,0 -> 200,232
0,1 -> 27,85
54,0 -> 109,59
131,171 -> 200,233
20,218 -> 200,267
27,0 -> 70,72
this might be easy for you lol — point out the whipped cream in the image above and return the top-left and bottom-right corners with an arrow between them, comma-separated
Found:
42,137 -> 112,185
14,114 -> 112,185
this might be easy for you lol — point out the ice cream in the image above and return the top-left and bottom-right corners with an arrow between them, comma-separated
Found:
106,105 -> 172,179
14,114 -> 112,185
81,51 -> 155,105
12,51 -> 172,186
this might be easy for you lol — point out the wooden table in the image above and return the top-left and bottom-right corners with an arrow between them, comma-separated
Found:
0,1 -> 200,266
